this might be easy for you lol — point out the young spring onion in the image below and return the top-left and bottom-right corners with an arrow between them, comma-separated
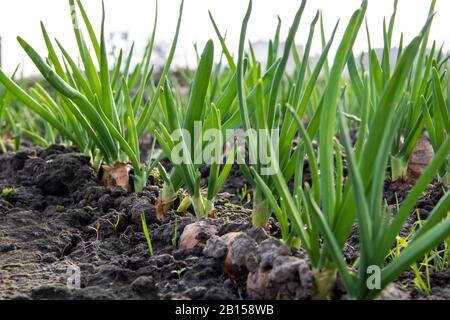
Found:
427,67 -> 450,184
0,0 -> 184,192
228,0 -> 339,231
347,0 -> 441,181
156,40 -> 238,218
244,0 -> 450,299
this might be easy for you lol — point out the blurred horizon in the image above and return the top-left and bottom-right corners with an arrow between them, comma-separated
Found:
0,0 -> 449,76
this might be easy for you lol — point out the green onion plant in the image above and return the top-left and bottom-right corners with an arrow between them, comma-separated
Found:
156,40 -> 238,217
244,0 -> 450,299
0,0 -> 184,191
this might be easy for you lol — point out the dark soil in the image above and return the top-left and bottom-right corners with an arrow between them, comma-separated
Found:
0,145 -> 448,300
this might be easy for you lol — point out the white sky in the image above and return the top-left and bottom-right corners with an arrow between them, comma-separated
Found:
0,0 -> 449,75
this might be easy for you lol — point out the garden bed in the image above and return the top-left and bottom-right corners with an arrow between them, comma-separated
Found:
0,145 -> 448,300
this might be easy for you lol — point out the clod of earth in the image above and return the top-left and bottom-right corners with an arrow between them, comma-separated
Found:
246,239 -> 315,300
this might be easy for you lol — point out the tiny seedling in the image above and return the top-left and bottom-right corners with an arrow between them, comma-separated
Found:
238,184 -> 250,203
171,267 -> 187,280
172,215 -> 178,248
1,187 -> 17,199
108,214 -> 121,233
87,222 -> 101,242
141,211 -> 154,257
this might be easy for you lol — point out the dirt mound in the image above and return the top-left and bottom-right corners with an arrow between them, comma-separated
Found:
0,145 -> 448,300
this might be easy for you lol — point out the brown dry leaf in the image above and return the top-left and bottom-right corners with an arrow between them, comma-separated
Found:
156,197 -> 165,220
408,131 -> 435,179
100,162 -> 133,192
156,194 -> 178,220
208,209 -> 218,219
